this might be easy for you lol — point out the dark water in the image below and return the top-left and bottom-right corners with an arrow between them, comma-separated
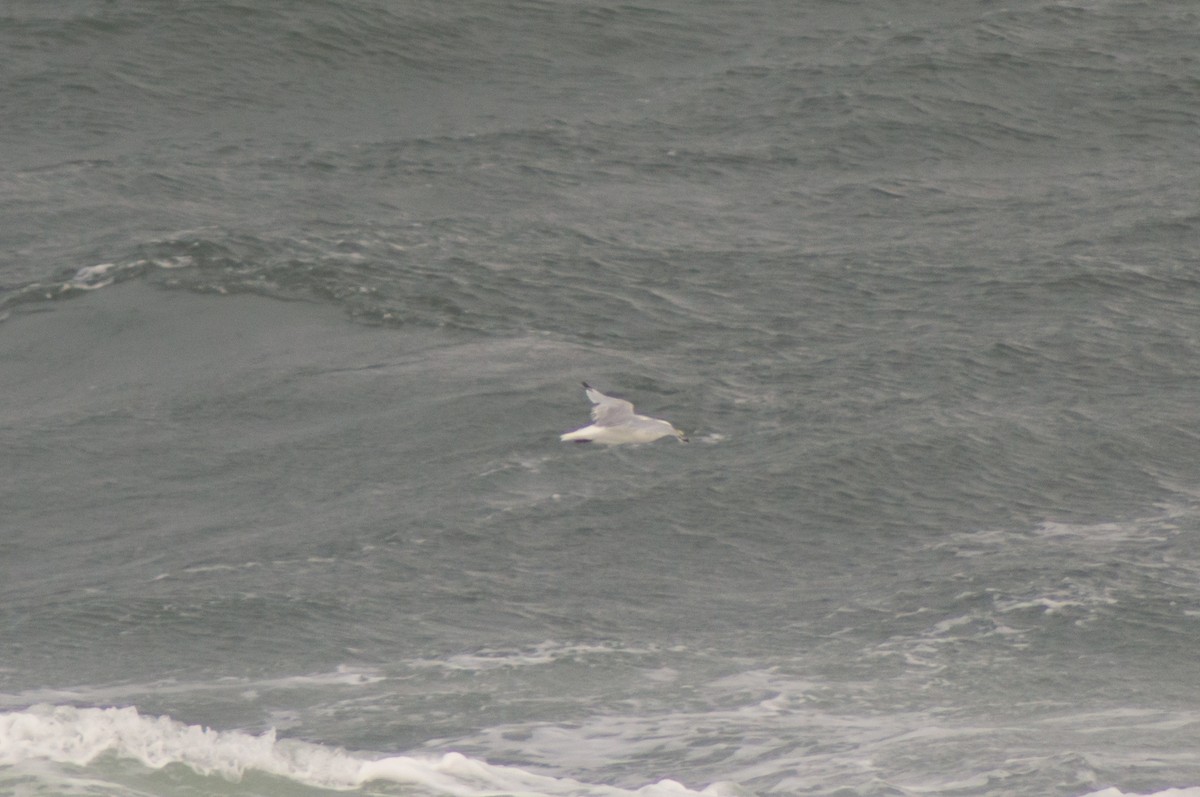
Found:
3,2 -> 1200,796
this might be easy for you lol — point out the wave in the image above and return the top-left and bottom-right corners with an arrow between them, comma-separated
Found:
0,704 -> 734,797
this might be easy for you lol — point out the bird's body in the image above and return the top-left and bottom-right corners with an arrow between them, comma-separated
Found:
561,383 -> 688,445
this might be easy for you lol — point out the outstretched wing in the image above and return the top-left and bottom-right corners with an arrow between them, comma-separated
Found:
583,382 -> 635,426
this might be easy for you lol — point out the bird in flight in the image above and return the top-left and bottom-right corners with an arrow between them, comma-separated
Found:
561,383 -> 688,445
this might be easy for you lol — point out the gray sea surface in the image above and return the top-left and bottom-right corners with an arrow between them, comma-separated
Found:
3,2 -> 1200,796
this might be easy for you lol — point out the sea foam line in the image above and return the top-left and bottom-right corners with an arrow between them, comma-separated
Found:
0,704 -> 728,797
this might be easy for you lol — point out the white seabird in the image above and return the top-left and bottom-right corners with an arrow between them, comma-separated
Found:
560,382 -> 688,445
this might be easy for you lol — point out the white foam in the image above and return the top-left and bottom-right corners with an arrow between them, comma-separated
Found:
0,705 -> 355,786
0,666 -> 385,710
67,263 -> 118,290
0,704 -> 723,797
409,640 -> 653,672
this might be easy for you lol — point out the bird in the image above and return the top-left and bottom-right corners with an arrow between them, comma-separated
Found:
560,382 -> 688,445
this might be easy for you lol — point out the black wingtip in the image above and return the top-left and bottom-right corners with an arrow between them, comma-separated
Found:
581,381 -> 591,390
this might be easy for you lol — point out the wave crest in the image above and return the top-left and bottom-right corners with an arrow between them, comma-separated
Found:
0,704 -> 724,796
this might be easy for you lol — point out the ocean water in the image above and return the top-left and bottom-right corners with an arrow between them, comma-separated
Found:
3,1 -> 1200,795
